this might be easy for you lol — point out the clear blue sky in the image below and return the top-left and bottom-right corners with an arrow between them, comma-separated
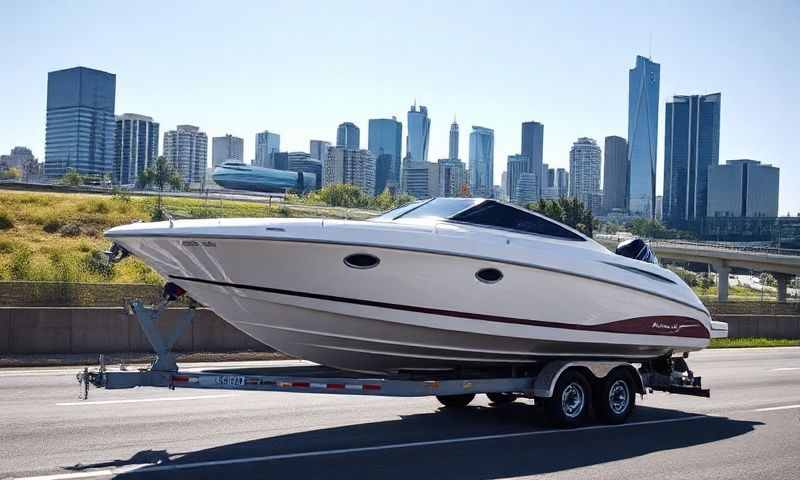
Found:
1,1 -> 798,213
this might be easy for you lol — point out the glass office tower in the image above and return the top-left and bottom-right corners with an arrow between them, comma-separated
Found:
368,117 -> 403,193
406,104 -> 430,163
44,67 -> 116,178
627,56 -> 660,218
468,126 -> 494,198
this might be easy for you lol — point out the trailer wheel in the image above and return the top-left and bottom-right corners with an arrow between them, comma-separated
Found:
436,394 -> 475,408
594,369 -> 636,424
486,392 -> 518,405
540,370 -> 591,427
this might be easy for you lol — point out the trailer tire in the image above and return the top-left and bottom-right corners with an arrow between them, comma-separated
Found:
594,369 -> 636,424
540,370 -> 591,427
486,392 -> 518,405
436,394 -> 475,408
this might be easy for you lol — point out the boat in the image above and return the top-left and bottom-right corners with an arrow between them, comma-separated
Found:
104,197 -> 727,375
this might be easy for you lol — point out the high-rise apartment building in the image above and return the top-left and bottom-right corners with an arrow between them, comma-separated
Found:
448,119 -> 459,160
663,93 -> 721,227
516,172 -> 539,205
114,113 -> 159,185
627,55 -> 660,218
163,125 -> 208,185
44,67 -> 116,178
438,158 -> 466,197
368,117 -> 402,194
602,135 -> 628,213
569,137 -> 602,212
211,134 -> 244,167
707,160 -> 779,218
406,104 -> 430,163
555,168 -> 569,198
255,131 -> 280,168
506,154 -> 528,204
309,140 -> 330,162
324,147 -> 375,195
336,122 -> 360,149
469,126 -> 494,197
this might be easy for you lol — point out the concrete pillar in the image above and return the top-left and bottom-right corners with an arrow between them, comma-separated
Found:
775,273 -> 790,303
715,262 -> 730,303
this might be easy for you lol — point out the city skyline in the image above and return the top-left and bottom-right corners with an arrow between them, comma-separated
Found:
1,1 -> 798,212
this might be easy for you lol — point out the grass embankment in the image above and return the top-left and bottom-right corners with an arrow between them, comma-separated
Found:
710,338 -> 800,348
0,189 -> 370,285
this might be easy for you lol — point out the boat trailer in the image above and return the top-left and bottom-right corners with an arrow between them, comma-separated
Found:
76,284 -> 711,427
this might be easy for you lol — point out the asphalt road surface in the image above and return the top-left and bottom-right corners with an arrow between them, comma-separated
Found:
1,348 -> 799,480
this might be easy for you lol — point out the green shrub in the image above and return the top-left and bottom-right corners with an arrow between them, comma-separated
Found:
0,238 -> 17,254
9,246 -> 33,280
0,210 -> 13,230
84,251 -> 114,278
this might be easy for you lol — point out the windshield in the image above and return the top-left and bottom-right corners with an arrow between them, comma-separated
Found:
371,198 -> 482,222
370,200 -> 426,222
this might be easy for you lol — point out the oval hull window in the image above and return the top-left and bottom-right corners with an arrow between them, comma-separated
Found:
476,267 -> 503,284
344,253 -> 380,269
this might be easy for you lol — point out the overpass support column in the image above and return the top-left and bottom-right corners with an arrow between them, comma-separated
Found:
774,273 -> 790,303
714,262 -> 730,303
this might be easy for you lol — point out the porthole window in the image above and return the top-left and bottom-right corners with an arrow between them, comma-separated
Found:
476,267 -> 503,284
344,253 -> 380,269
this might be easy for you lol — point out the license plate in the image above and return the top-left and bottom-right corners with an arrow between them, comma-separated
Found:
216,375 -> 246,387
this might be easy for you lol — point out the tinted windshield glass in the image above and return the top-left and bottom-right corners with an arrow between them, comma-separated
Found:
395,198 -> 482,220
450,201 -> 585,241
370,200 -> 426,222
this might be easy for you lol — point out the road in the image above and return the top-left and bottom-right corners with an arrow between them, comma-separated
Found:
1,348 -> 799,480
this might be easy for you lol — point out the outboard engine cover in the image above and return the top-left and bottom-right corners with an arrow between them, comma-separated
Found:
615,238 -> 659,265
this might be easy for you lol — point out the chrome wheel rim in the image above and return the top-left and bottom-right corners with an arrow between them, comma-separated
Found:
608,379 -> 630,415
561,382 -> 585,418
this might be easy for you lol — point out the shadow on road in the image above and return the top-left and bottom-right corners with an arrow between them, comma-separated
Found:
65,404 -> 760,479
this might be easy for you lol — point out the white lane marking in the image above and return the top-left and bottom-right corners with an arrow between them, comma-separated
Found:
753,404 -> 800,412
9,415 -> 707,480
770,367 -> 800,372
56,394 -> 236,406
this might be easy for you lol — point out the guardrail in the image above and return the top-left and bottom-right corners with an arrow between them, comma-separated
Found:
595,234 -> 800,257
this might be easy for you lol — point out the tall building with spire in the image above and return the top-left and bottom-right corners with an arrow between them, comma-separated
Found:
448,118 -> 459,160
406,103 -> 430,163
627,55 -> 660,218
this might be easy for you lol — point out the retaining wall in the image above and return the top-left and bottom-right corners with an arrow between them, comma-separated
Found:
0,308 -> 269,354
1,308 -> 799,355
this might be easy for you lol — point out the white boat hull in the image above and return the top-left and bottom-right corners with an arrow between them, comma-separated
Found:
107,219 -> 713,374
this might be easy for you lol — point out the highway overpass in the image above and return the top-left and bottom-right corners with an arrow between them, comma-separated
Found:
595,235 -> 800,302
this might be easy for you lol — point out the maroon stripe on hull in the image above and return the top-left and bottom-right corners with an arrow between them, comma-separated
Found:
170,275 -> 711,339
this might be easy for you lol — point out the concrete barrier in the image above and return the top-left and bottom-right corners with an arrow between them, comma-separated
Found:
1,308 -> 798,355
0,308 -> 270,354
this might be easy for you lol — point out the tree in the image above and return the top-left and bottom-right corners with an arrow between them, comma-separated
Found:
136,156 -> 182,220
0,167 -> 22,180
528,197 -> 594,237
61,168 -> 83,187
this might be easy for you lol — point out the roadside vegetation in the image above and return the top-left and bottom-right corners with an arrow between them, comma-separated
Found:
0,188 -> 379,285
710,338 -> 800,348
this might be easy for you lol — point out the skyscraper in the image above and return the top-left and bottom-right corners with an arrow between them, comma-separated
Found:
368,117 -> 402,194
663,93 -> 721,227
569,137 -> 602,212
506,154 -> 528,204
324,147 -> 375,194
163,125 -> 208,185
402,161 -> 440,199
287,152 -> 322,189
211,134 -> 244,167
448,118 -> 459,160
44,67 -> 116,178
309,140 -> 330,162
438,158 -> 466,197
602,135 -> 628,213
469,126 -> 494,197
406,104 -> 430,163
255,131 -> 280,168
114,114 -> 159,185
707,160 -> 779,218
555,168 -> 569,198
627,55 -> 660,218
336,122 -> 360,149
521,121 -> 544,197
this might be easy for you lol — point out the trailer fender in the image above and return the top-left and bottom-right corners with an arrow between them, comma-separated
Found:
533,361 -> 644,398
